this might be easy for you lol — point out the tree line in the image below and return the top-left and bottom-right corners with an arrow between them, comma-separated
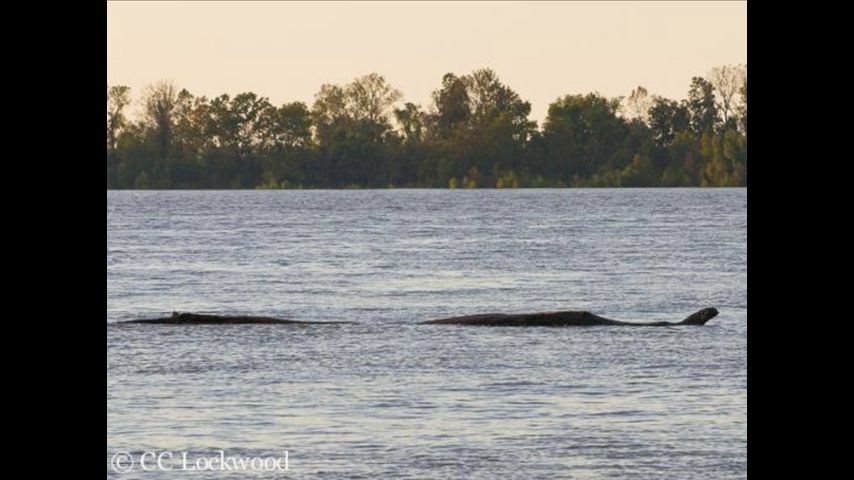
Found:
107,65 -> 746,189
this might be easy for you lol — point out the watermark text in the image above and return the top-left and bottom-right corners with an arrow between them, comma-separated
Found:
109,450 -> 289,473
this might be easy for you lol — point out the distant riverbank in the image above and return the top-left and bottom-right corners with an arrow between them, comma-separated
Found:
108,67 -> 746,191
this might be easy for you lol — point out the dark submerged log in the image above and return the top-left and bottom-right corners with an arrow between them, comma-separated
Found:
422,307 -> 718,326
123,312 -> 350,325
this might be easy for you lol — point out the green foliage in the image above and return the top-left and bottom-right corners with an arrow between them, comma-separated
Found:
687,77 -> 719,135
617,155 -> 654,187
541,93 -> 627,180
648,97 -> 690,147
660,164 -> 692,187
107,85 -> 131,152
463,166 -> 481,188
107,67 -> 746,190
495,170 -> 520,188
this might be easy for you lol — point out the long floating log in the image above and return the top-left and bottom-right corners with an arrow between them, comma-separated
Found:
422,307 -> 718,326
122,312 -> 350,325
120,308 -> 718,326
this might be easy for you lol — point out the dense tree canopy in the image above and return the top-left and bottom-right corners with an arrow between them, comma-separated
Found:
107,65 -> 746,189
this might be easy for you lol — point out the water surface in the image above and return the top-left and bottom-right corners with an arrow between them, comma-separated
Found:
107,189 -> 746,478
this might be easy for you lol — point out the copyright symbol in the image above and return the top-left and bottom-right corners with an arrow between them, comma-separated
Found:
111,451 -> 134,473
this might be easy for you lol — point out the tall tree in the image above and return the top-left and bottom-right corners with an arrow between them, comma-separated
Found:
394,102 -> 425,143
542,93 -> 627,180
625,86 -> 652,124
310,74 -> 403,186
737,67 -> 747,135
172,89 -> 212,160
107,85 -> 131,152
648,96 -> 690,146
708,64 -> 746,127
268,102 -> 312,150
430,73 -> 470,140
346,73 -> 402,125
226,92 -> 274,156
143,80 -> 178,162
258,101 -> 314,188
687,76 -> 718,134
465,68 -> 514,122
311,83 -> 349,146
459,68 -> 536,178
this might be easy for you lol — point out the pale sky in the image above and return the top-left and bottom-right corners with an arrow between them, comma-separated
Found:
107,1 -> 746,124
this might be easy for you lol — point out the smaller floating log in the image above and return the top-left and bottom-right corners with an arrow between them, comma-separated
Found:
122,312 -> 350,325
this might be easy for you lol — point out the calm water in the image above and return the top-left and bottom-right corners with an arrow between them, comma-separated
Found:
107,189 -> 746,479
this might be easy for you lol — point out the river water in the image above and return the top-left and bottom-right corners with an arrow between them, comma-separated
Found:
107,189 -> 746,478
